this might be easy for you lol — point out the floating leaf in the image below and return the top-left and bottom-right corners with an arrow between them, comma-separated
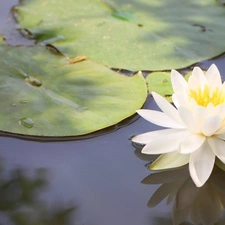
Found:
15,0 -> 225,70
146,72 -> 173,102
0,43 -> 147,137
146,71 -> 191,102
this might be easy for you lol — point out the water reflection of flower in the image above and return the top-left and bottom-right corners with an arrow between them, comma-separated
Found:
132,64 -> 225,187
142,164 -> 225,225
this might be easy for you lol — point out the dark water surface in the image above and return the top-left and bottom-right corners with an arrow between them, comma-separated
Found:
1,1 -> 225,225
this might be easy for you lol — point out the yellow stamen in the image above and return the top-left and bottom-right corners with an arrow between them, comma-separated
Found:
189,84 -> 225,107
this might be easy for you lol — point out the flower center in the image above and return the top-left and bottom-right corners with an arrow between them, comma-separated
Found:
189,84 -> 225,107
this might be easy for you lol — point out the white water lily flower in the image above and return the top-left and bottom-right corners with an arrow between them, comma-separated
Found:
132,64 -> 225,187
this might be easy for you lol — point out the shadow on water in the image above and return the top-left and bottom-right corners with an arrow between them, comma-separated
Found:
134,144 -> 225,225
0,158 -> 76,225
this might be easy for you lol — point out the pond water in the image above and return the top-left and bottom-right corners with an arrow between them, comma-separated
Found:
1,1 -> 225,225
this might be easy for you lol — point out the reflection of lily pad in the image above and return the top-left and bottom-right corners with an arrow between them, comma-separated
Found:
15,0 -> 225,70
0,41 -> 147,137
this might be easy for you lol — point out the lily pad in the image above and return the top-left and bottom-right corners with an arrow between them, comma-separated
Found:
146,71 -> 191,102
0,42 -> 147,137
146,72 -> 173,102
15,0 -> 225,71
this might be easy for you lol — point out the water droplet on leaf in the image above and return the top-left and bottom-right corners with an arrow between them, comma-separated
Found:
25,76 -> 42,87
19,118 -> 34,128
20,100 -> 28,104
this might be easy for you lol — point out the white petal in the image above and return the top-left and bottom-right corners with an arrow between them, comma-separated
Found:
205,64 -> 222,88
188,98 -> 198,110
211,104 -> 225,118
152,92 -> 183,125
213,104 -> 225,135
150,151 -> 190,170
215,125 -> 225,136
136,109 -> 183,129
172,92 -> 189,108
189,141 -> 215,187
171,69 -> 187,93
193,105 -> 208,129
178,107 -> 200,133
132,128 -> 183,144
179,134 -> 206,154
202,116 -> 222,136
172,94 -> 180,108
208,137 -> 225,164
192,67 -> 206,81
188,67 -> 206,90
141,130 -> 190,154
206,102 -> 214,112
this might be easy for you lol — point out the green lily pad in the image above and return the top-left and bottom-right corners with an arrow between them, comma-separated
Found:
146,72 -> 173,102
0,42 -> 147,137
146,71 -> 191,102
15,0 -> 225,71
